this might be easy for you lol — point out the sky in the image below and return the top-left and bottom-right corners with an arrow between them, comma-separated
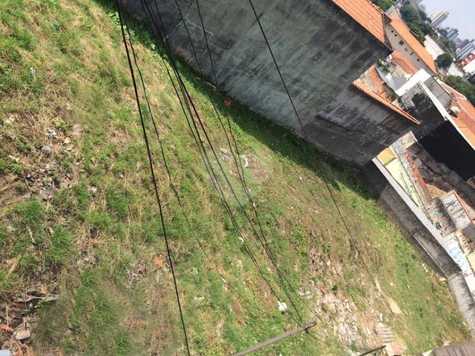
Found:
422,0 -> 475,40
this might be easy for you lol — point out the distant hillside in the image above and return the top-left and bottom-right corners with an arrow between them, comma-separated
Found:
0,0 -> 469,354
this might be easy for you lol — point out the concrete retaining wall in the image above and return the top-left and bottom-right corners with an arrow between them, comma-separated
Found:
122,0 -> 416,165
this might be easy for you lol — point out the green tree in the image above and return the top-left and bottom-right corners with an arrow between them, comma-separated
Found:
400,4 -> 434,43
371,0 -> 394,11
436,53 -> 453,69
445,76 -> 475,106
401,4 -> 419,24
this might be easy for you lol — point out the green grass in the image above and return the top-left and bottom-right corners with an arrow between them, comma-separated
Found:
0,0 -> 470,354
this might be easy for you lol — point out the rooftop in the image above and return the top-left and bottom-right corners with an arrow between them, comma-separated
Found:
353,66 -> 420,125
451,90 -> 475,150
388,16 -> 438,73
331,0 -> 386,44
391,50 -> 418,75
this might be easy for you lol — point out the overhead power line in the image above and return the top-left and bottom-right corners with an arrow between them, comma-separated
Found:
115,2 -> 191,355
192,0 -> 309,323
246,0 -> 363,260
142,0 -> 305,324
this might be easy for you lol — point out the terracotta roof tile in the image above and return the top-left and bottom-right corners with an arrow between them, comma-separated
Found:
353,78 -> 420,125
331,0 -> 386,44
431,82 -> 475,149
389,16 -> 437,73
452,95 -> 475,150
391,50 -> 418,75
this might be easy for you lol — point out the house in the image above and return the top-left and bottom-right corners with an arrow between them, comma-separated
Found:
385,14 -> 438,74
331,0 -> 440,130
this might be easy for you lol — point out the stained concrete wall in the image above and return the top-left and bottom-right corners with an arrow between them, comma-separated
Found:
122,0 -> 417,165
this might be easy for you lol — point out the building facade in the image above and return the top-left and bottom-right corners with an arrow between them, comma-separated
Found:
430,10 -> 449,28
457,40 -> 475,60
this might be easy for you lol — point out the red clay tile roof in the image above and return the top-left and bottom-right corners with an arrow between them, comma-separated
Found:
451,91 -> 475,150
435,81 -> 475,149
391,50 -> 418,75
353,78 -> 420,125
331,0 -> 386,44
389,16 -> 437,73
366,65 -> 394,100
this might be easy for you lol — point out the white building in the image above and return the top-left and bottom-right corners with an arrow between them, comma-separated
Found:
430,10 -> 449,28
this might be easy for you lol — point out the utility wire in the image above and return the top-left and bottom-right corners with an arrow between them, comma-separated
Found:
246,0 -> 363,260
142,0 -> 304,324
115,2 -> 191,354
246,0 -> 305,134
193,0 -> 307,320
124,22 -> 185,210
150,0 -> 304,323
125,24 -> 266,309
161,48 -> 292,323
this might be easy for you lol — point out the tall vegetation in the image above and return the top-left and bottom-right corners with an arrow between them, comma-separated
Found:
371,0 -> 394,11
445,76 -> 475,106
400,4 -> 434,43
436,53 -> 454,69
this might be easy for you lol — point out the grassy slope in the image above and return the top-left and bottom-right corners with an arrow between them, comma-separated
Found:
0,0 -> 469,354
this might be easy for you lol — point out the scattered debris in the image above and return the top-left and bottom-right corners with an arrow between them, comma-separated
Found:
153,255 -> 165,270
240,155 -> 249,169
223,97 -> 233,107
277,301 -> 288,313
13,323 -> 30,341
0,325 -> 13,334
71,124 -> 82,138
386,297 -> 402,315
127,262 -> 147,286
46,128 -> 57,139
41,145 -> 52,156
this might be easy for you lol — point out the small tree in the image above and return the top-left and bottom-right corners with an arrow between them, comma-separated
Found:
372,0 -> 394,11
436,53 -> 454,69
445,76 -> 475,106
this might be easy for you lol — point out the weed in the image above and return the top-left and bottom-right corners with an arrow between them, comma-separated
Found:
46,226 -> 73,266
14,199 -> 44,228
106,186 -> 130,219
0,158 -> 7,174
86,211 -> 113,234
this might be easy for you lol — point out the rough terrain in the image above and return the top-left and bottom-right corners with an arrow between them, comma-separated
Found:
0,0 -> 469,354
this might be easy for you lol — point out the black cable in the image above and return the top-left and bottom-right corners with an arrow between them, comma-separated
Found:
193,0 -> 307,320
247,0 -> 363,261
162,0 -> 305,323
179,0 -> 248,194
124,22 -> 185,210
142,0 -> 304,324
171,0 -> 203,70
115,2 -> 191,354
125,30 -> 265,308
246,0 -> 305,133
162,53 -> 291,322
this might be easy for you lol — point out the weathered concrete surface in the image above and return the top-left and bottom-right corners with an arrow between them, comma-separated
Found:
122,0 -> 417,165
